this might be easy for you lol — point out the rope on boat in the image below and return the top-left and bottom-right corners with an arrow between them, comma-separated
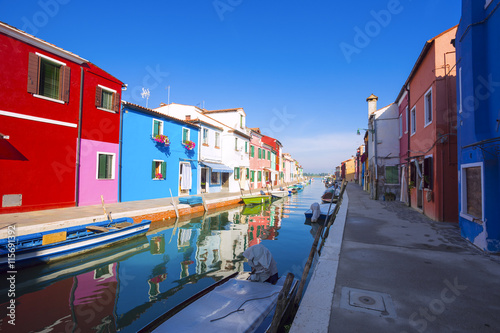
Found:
209,291 -> 280,322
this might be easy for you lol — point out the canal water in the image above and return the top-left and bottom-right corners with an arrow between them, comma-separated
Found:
0,179 -> 329,332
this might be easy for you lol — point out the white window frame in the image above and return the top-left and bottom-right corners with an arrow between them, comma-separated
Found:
182,127 -> 190,143
152,119 -> 163,137
96,152 -> 115,180
424,87 -> 433,127
34,53 -> 66,104
97,84 -> 117,112
153,159 -> 165,180
202,128 -> 209,145
460,162 -> 484,223
405,106 -> 409,134
215,132 -> 220,148
399,114 -> 403,138
210,170 -> 221,185
410,107 -> 416,136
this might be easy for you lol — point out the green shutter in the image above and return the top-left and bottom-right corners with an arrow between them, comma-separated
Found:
161,162 -> 167,179
246,168 -> 249,179
251,171 -> 255,182
98,154 -> 106,179
268,151 -> 270,160
245,142 -> 248,153
234,167 -> 239,180
153,120 -> 160,136
152,161 -> 156,179
258,171 -> 261,181
258,149 -> 261,159
251,146 -> 254,157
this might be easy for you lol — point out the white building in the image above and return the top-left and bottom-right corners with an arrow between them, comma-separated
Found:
366,94 -> 400,200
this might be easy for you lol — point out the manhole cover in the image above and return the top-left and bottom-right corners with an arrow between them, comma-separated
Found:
340,287 -> 396,318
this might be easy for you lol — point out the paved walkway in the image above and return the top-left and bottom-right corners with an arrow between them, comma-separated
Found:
0,189 -> 258,238
292,183 -> 500,333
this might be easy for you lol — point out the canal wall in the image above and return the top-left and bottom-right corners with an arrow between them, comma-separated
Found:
290,190 -> 349,333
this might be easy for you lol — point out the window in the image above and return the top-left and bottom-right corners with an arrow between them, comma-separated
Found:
399,114 -> 403,138
151,160 -> 166,180
258,148 -> 261,159
423,156 -> 433,189
246,168 -> 249,179
267,151 -> 271,160
97,153 -> 114,179
410,107 -> 416,135
461,163 -> 483,221
257,171 -> 262,181
240,115 -> 243,128
203,128 -> 208,145
235,138 -> 238,151
153,119 -> 163,137
251,171 -> 255,182
385,166 -> 399,184
234,167 -> 240,180
182,128 -> 190,143
405,107 -> 409,134
215,132 -> 220,148
424,88 -> 432,126
27,52 -> 70,103
96,85 -> 118,112
245,142 -> 248,153
250,145 -> 254,157
211,171 -> 220,184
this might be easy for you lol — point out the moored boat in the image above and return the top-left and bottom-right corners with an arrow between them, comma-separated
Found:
0,217 -> 151,270
304,203 -> 335,222
241,194 -> 271,205
270,190 -> 289,199
140,272 -> 298,333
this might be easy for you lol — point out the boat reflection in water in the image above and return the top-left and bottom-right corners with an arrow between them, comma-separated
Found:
0,184 -> 322,333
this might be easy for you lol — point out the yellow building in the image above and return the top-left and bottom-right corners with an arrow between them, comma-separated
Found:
345,158 -> 356,182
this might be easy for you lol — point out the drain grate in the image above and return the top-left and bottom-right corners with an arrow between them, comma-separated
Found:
340,287 -> 396,318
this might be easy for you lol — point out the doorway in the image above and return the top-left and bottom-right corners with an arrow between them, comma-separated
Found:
201,167 -> 208,193
221,173 -> 230,191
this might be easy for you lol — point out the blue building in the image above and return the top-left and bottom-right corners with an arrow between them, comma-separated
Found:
120,102 -> 199,201
456,0 -> 500,252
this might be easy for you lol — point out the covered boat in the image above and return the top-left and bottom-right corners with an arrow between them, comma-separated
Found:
304,203 -> 335,222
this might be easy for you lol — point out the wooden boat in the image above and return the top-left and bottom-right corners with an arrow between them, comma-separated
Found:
241,194 -> 271,205
270,190 -> 288,198
0,217 -> 151,269
321,190 -> 338,204
304,203 -> 335,222
140,272 -> 298,333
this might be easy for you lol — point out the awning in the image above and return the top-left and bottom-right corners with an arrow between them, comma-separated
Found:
201,162 -> 233,173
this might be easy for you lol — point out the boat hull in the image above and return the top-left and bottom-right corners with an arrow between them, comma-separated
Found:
0,218 -> 151,269
241,195 -> 271,205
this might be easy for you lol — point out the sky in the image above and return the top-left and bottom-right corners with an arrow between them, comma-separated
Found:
2,0 -> 462,173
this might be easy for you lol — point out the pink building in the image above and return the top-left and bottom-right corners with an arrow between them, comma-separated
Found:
395,26 -> 458,222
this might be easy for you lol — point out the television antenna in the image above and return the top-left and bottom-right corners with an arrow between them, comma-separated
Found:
141,88 -> 150,108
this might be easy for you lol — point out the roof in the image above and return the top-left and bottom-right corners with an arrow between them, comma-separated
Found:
187,119 -> 224,131
203,108 -> 246,116
366,94 -> 378,101
395,25 -> 458,103
122,101 -> 199,129
0,20 -> 87,64
228,129 -> 251,139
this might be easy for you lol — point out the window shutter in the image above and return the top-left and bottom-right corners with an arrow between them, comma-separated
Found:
161,162 -> 167,177
152,161 -> 156,179
113,92 -> 120,112
95,86 -> 102,107
27,53 -> 39,94
98,154 -> 106,179
61,66 -> 70,103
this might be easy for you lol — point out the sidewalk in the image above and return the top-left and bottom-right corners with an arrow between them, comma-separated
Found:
0,190 -> 256,238
328,183 -> 500,332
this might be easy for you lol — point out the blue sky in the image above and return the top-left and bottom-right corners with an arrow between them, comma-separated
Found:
2,0 -> 461,173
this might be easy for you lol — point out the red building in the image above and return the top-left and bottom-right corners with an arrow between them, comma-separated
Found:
0,21 -> 123,213
395,26 -> 458,222
261,134 -> 283,186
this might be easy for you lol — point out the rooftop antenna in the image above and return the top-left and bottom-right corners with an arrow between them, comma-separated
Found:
141,88 -> 150,108
165,85 -> 170,105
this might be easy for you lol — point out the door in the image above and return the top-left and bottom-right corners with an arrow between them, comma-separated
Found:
201,167 -> 208,193
416,162 -> 423,209
221,173 -> 230,191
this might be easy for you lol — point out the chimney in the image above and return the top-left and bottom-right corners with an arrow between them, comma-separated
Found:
366,94 -> 378,116
159,102 -> 167,107
186,115 -> 191,120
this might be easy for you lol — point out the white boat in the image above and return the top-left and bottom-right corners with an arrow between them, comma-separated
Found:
141,272 -> 297,333
304,203 -> 335,222
270,190 -> 288,198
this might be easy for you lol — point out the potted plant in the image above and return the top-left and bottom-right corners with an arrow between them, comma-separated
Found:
154,134 -> 170,146
183,140 -> 196,150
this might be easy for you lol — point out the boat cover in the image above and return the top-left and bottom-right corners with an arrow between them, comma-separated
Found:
153,278 -> 284,333
243,244 -> 278,283
310,202 -> 321,222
